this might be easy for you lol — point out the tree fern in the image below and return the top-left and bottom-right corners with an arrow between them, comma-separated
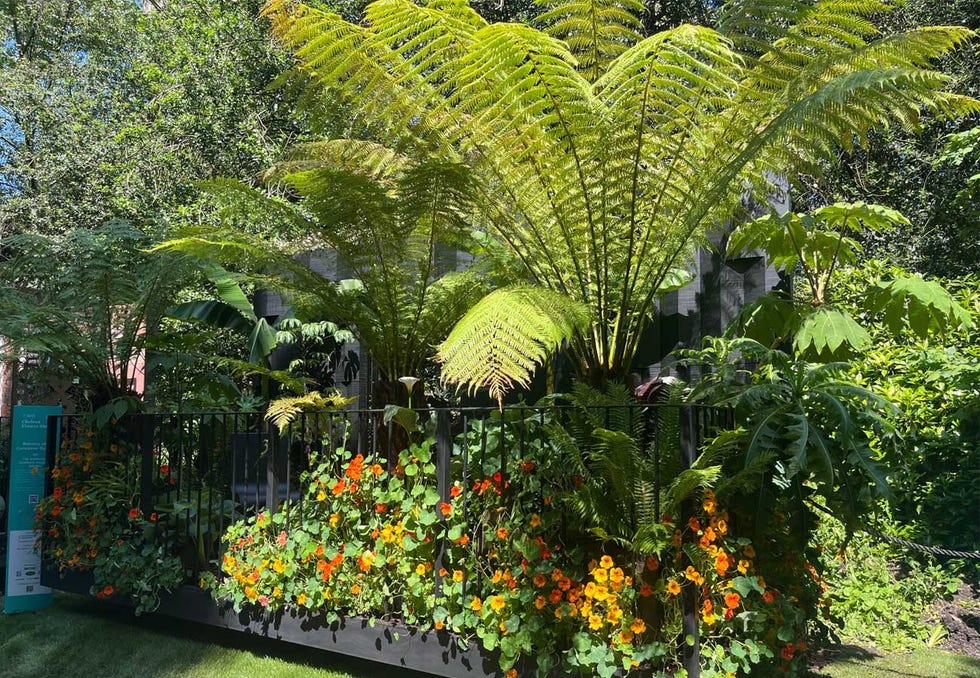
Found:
157,149 -> 487,397
263,0 -> 978,396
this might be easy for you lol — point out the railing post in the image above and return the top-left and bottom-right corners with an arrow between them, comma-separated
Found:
44,415 -> 60,500
679,405 -> 701,678
433,409 -> 452,600
139,415 -> 155,519
266,419 -> 280,511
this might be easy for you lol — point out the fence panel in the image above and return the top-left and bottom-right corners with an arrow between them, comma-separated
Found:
38,403 -> 731,676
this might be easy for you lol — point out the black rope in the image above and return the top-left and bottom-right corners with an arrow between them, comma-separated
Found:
860,529 -> 980,560
806,499 -> 980,560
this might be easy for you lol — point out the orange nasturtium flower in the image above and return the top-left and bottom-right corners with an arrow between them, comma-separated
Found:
667,580 -> 682,596
725,592 -> 741,609
630,618 -> 646,634
599,555 -> 614,569
496,527 -> 509,540
470,597 -> 483,612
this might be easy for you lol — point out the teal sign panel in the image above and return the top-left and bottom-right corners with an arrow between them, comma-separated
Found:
4,405 -> 60,613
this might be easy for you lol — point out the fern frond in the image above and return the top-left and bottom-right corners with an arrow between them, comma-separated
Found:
265,390 -> 357,433
536,0 -> 643,80
436,285 -> 590,406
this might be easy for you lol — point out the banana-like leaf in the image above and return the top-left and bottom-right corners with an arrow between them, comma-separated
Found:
247,318 -> 278,367
167,301 -> 253,335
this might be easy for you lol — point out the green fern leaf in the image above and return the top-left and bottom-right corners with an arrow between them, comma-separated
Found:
436,285 -> 590,405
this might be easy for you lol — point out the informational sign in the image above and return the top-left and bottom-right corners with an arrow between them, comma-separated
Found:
4,405 -> 60,614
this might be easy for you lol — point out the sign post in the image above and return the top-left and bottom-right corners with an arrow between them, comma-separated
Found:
4,405 -> 59,613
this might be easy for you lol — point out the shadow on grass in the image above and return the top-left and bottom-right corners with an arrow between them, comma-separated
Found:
1,593 -> 432,678
809,642 -> 980,678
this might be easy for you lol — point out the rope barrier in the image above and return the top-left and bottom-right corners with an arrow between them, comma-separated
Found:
806,499 -> 980,559
861,530 -> 980,560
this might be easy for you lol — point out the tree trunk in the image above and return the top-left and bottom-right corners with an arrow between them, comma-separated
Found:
0,338 -> 18,419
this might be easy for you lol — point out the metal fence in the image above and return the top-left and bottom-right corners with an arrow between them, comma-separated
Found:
41,404 -> 730,675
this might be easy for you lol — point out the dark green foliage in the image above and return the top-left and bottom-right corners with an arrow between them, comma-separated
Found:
793,0 -> 980,276
683,337 -> 898,539
1,0 -> 295,236
835,263 -> 980,561
0,222 -> 189,410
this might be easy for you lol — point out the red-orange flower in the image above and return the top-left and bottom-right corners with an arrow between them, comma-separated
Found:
439,502 -> 453,517
345,454 -> 365,481
332,480 -> 346,495
688,517 -> 701,532
763,590 -> 778,604
496,527 -> 509,539
450,485 -> 462,498
128,508 -> 139,520
725,592 -> 741,609
781,643 -> 796,661
645,555 -> 660,571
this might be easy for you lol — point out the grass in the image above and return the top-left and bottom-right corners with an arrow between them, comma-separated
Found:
810,644 -> 980,678
3,594 -> 980,678
0,594 -> 424,678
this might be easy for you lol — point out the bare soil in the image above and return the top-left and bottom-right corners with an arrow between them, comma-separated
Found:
934,581 -> 980,660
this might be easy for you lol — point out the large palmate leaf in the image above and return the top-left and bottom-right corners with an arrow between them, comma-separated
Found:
866,274 -> 973,338
793,306 -> 870,360
436,286 -> 590,406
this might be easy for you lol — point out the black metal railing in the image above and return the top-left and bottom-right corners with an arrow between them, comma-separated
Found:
41,403 -> 731,676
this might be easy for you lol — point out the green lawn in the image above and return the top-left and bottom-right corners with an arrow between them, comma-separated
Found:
3,594 -> 979,678
0,594 -> 421,678
810,644 -> 980,678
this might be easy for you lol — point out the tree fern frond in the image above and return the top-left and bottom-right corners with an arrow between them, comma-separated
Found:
266,391 -> 357,433
536,0 -> 643,80
436,285 -> 590,406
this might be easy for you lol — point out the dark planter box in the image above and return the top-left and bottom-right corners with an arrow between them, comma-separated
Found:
41,562 -> 94,595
